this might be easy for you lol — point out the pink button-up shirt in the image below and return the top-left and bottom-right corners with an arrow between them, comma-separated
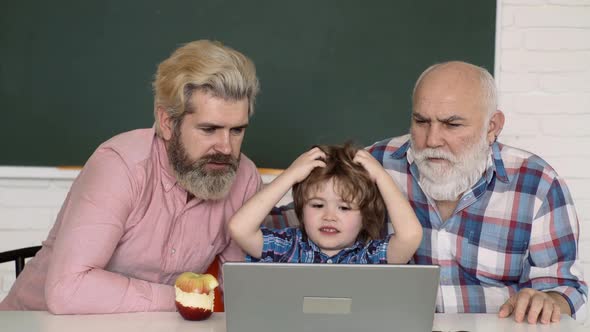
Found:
0,129 -> 262,314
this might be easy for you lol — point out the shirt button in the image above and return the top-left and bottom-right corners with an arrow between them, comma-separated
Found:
327,259 -> 333,264
171,248 -> 176,254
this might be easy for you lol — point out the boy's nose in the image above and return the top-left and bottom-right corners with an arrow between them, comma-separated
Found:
322,209 -> 337,222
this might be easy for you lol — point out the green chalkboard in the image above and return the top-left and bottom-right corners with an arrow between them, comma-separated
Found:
1,1 -> 496,168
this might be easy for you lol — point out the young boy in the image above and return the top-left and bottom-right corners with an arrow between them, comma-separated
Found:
229,144 -> 422,263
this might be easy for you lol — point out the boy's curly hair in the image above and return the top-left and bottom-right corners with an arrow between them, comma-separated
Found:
291,143 -> 386,244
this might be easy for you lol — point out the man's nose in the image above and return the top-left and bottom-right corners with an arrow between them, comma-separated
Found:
214,131 -> 232,155
425,125 -> 444,148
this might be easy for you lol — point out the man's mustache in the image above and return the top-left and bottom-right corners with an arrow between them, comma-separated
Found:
197,153 -> 239,168
414,148 -> 457,163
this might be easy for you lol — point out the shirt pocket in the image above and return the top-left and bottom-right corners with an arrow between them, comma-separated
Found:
463,231 -> 529,283
184,243 -> 217,272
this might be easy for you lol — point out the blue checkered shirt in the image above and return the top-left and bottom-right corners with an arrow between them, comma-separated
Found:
246,227 -> 390,264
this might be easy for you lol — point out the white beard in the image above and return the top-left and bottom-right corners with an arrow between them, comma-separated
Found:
409,132 -> 490,201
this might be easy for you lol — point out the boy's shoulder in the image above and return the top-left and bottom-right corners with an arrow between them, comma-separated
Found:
249,227 -> 304,263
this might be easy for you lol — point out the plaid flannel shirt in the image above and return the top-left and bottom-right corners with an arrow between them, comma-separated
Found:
266,134 -> 587,320
368,135 -> 587,320
246,227 -> 390,264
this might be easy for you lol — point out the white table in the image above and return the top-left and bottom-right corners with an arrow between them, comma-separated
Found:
0,311 -> 588,332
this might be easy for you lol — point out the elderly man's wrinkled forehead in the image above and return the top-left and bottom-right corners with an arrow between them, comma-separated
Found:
424,62 -> 482,84
413,62 -> 486,111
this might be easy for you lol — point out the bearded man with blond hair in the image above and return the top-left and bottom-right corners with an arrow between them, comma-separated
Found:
1,40 -> 262,314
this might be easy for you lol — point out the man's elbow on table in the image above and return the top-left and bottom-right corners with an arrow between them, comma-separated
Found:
45,276 -> 92,315
45,283 -> 75,314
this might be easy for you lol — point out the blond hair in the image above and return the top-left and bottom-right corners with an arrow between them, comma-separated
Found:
153,40 -> 260,136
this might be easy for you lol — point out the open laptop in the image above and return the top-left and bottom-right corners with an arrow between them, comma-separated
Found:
223,263 -> 440,332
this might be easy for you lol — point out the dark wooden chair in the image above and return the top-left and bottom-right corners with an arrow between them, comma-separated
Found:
0,246 -> 42,277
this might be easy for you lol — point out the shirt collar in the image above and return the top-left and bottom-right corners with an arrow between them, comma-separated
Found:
154,134 -> 178,192
391,140 -> 411,160
490,141 -> 510,183
306,237 -> 365,258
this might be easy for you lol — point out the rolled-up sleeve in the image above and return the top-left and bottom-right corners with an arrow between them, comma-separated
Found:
524,177 -> 587,321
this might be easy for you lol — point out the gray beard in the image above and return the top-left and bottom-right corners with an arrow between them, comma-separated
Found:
167,128 -> 239,200
409,133 -> 490,201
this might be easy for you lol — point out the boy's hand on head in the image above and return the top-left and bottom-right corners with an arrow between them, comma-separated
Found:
353,150 -> 388,183
283,147 -> 327,183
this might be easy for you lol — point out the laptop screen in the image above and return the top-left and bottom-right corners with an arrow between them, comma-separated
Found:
223,263 -> 439,332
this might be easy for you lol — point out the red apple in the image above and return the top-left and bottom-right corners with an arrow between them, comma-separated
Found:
174,272 -> 219,321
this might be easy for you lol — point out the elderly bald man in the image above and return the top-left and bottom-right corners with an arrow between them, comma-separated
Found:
368,61 -> 587,324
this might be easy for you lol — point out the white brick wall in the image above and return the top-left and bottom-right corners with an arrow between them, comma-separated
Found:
497,0 -> 590,304
0,175 -> 73,300
1,0 -> 589,304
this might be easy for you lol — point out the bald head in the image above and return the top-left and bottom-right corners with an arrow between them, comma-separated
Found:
412,61 -> 497,118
